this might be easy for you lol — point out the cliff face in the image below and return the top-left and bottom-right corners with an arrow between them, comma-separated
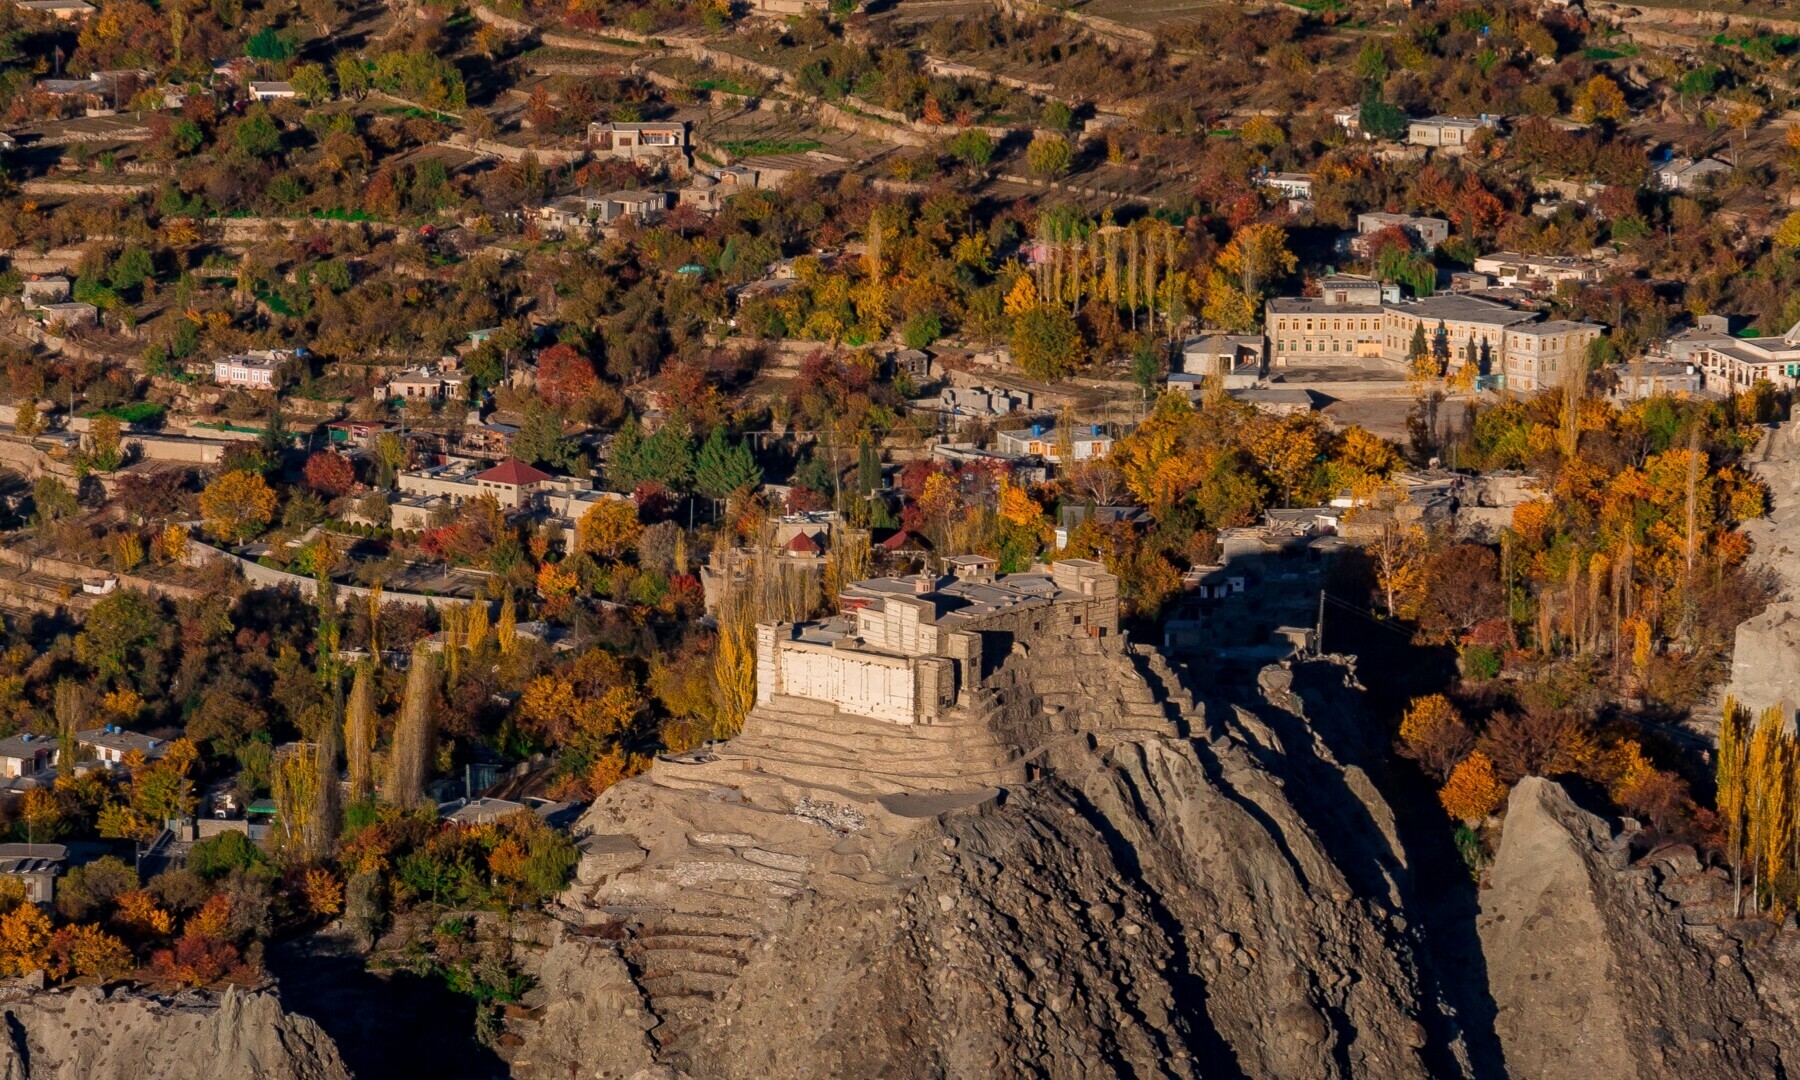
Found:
0,985 -> 349,1080
504,633 -> 1460,1080
1480,777 -> 1800,1079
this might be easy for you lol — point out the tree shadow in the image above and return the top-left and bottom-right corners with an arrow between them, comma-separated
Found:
266,934 -> 507,1080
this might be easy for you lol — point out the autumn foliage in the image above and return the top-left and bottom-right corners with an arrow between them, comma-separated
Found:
1438,752 -> 1509,822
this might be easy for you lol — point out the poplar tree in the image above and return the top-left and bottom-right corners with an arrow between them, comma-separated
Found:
382,646 -> 436,808
345,662 -> 376,803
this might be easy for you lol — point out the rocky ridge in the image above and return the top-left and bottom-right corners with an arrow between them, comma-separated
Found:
0,983 -> 349,1080
502,625 -> 1464,1079
1480,776 -> 1800,1079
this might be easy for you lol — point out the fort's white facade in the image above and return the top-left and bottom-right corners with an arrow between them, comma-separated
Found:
755,558 -> 1119,725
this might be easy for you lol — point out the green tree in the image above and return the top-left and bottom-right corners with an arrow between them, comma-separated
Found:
244,26 -> 295,61
946,129 -> 994,169
1353,40 -> 1388,82
233,110 -> 283,158
109,247 -> 154,293
1025,134 -> 1074,181
512,401 -> 578,470
693,428 -> 762,501
334,55 -> 370,99
1360,92 -> 1409,141
76,590 -> 165,681
87,414 -> 123,472
855,436 -> 882,497
290,63 -> 332,104
1011,306 -> 1086,380
31,476 -> 78,523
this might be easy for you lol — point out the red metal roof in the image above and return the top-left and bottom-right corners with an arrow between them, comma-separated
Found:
786,532 -> 821,553
473,459 -> 552,486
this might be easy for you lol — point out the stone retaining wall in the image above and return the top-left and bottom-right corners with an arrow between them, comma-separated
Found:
190,541 -> 495,615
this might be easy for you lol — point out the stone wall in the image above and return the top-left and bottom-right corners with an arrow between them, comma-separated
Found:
774,639 -> 920,724
190,542 -> 494,615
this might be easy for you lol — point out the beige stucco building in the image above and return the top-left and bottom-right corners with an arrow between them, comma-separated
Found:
755,558 -> 1119,725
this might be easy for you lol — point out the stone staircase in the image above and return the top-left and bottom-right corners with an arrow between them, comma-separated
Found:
719,693 -> 1030,795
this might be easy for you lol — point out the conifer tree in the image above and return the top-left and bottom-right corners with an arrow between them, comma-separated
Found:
694,427 -> 762,502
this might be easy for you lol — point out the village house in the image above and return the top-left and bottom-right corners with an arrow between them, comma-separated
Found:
1471,252 -> 1604,292
772,511 -> 837,561
19,277 -> 70,309
997,422 -> 1113,463
1161,516 -> 1344,675
1407,115 -> 1498,150
1661,315 -> 1738,363
1353,212 -> 1451,254
937,385 -> 1031,417
75,726 -> 167,769
0,844 -> 66,904
381,366 -> 466,403
1177,332 -> 1267,389
538,191 -> 670,236
1655,157 -> 1732,193
213,349 -> 292,391
397,459 -> 554,513
0,734 -> 51,780
248,81 -> 297,102
1610,360 -> 1703,403
16,0 -> 94,19
588,121 -> 688,166
1258,172 -> 1314,200
35,301 -> 98,330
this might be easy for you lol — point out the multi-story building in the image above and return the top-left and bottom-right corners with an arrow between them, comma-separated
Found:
1379,294 -> 1538,368
1499,320 -> 1605,393
1265,277 -> 1386,366
755,557 -> 1119,725
1264,281 -> 1603,387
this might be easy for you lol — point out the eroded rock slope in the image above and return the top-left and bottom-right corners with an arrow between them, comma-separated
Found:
1480,776 -> 1800,1080
0,984 -> 349,1080
504,631 -> 1460,1079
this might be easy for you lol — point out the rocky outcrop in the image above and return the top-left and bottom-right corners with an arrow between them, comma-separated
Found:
1480,777 -> 1800,1079
0,984 -> 349,1080
505,630 -> 1461,1079
1727,420 -> 1800,723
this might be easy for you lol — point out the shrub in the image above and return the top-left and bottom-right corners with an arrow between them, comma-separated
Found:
1461,645 -> 1502,681
189,831 -> 271,880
